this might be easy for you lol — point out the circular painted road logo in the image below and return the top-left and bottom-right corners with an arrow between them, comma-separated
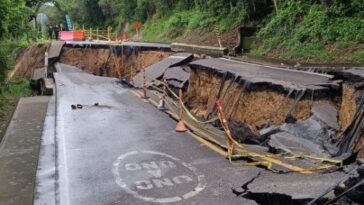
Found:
113,151 -> 206,203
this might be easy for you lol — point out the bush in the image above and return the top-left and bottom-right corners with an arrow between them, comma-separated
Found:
0,38 -> 29,83
166,13 -> 189,28
253,1 -> 364,62
351,50 -> 364,63
0,48 -> 9,82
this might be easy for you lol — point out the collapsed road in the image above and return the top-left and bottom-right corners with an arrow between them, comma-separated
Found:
33,63 -> 349,205
2,41 -> 363,205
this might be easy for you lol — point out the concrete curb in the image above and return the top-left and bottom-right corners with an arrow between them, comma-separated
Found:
171,43 -> 228,57
33,96 -> 57,205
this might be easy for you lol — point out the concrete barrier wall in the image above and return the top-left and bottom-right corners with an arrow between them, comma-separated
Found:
171,43 -> 228,57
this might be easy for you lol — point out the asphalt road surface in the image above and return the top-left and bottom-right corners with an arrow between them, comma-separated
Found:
33,64 -> 345,205
64,41 -> 171,51
190,58 -> 338,92
40,63 -> 259,205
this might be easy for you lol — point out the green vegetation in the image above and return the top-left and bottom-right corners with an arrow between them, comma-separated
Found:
0,39 -> 34,118
45,0 -> 362,63
0,0 -> 36,119
1,0 -> 361,64
252,0 -> 364,63
0,80 -> 34,110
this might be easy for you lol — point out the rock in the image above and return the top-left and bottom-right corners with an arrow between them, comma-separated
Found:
280,116 -> 332,145
358,165 -> 364,176
228,120 -> 261,144
357,159 -> 364,165
311,103 -> 340,130
258,125 -> 280,137
268,132 -> 329,156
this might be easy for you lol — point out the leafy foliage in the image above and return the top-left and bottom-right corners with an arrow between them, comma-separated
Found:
0,0 -> 31,39
252,0 -> 364,62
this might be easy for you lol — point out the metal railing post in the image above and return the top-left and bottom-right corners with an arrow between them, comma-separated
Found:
142,67 -> 148,99
97,28 -> 99,41
44,52 -> 48,78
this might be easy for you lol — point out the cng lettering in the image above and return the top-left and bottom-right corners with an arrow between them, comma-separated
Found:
113,151 -> 206,203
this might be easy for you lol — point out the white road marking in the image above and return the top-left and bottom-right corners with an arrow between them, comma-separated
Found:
112,151 -> 206,203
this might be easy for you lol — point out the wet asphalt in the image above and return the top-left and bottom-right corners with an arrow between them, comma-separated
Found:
190,58 -> 338,92
31,64 -> 345,205
48,64 -> 258,205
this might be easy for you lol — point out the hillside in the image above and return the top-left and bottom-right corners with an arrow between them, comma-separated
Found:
139,1 -> 364,64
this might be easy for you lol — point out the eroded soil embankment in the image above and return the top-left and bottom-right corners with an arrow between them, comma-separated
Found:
340,83 -> 364,158
339,84 -> 357,129
186,69 -> 337,130
10,44 -> 47,80
59,47 -> 172,79
186,67 -> 364,157
11,44 -> 172,80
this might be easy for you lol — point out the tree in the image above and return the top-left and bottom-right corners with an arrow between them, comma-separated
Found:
0,0 -> 31,38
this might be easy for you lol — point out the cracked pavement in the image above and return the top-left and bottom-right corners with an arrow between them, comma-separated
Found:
31,64 -> 348,205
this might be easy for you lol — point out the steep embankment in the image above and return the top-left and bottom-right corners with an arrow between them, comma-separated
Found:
10,44 -> 47,80
59,47 -> 172,78
185,62 -> 363,157
186,68 -> 337,130
140,2 -> 364,64
10,44 -> 173,80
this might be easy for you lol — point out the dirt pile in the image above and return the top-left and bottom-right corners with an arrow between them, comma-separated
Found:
59,47 -> 172,79
9,44 -> 47,80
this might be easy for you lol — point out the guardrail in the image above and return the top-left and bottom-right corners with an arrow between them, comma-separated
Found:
83,29 -> 120,41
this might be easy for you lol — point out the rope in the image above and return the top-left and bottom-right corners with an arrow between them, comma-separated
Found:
164,82 -> 219,124
143,76 -> 220,124
133,75 -> 343,173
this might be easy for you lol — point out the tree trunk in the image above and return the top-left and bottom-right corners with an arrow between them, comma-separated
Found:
273,0 -> 278,13
230,0 -> 233,13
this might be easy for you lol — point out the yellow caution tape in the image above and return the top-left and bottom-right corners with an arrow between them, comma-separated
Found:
131,80 -> 342,174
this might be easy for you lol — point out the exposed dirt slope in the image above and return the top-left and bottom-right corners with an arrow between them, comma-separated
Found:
339,84 -> 357,130
59,47 -> 172,78
186,69 -> 336,130
9,44 -> 47,80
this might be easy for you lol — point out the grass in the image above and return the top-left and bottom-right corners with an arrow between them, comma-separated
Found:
250,2 -> 364,64
141,10 -> 207,43
141,9 -> 243,43
351,50 -> 364,63
140,4 -> 364,64
0,80 -> 34,142
0,80 -> 34,113
0,38 -> 35,141
251,39 -> 364,63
